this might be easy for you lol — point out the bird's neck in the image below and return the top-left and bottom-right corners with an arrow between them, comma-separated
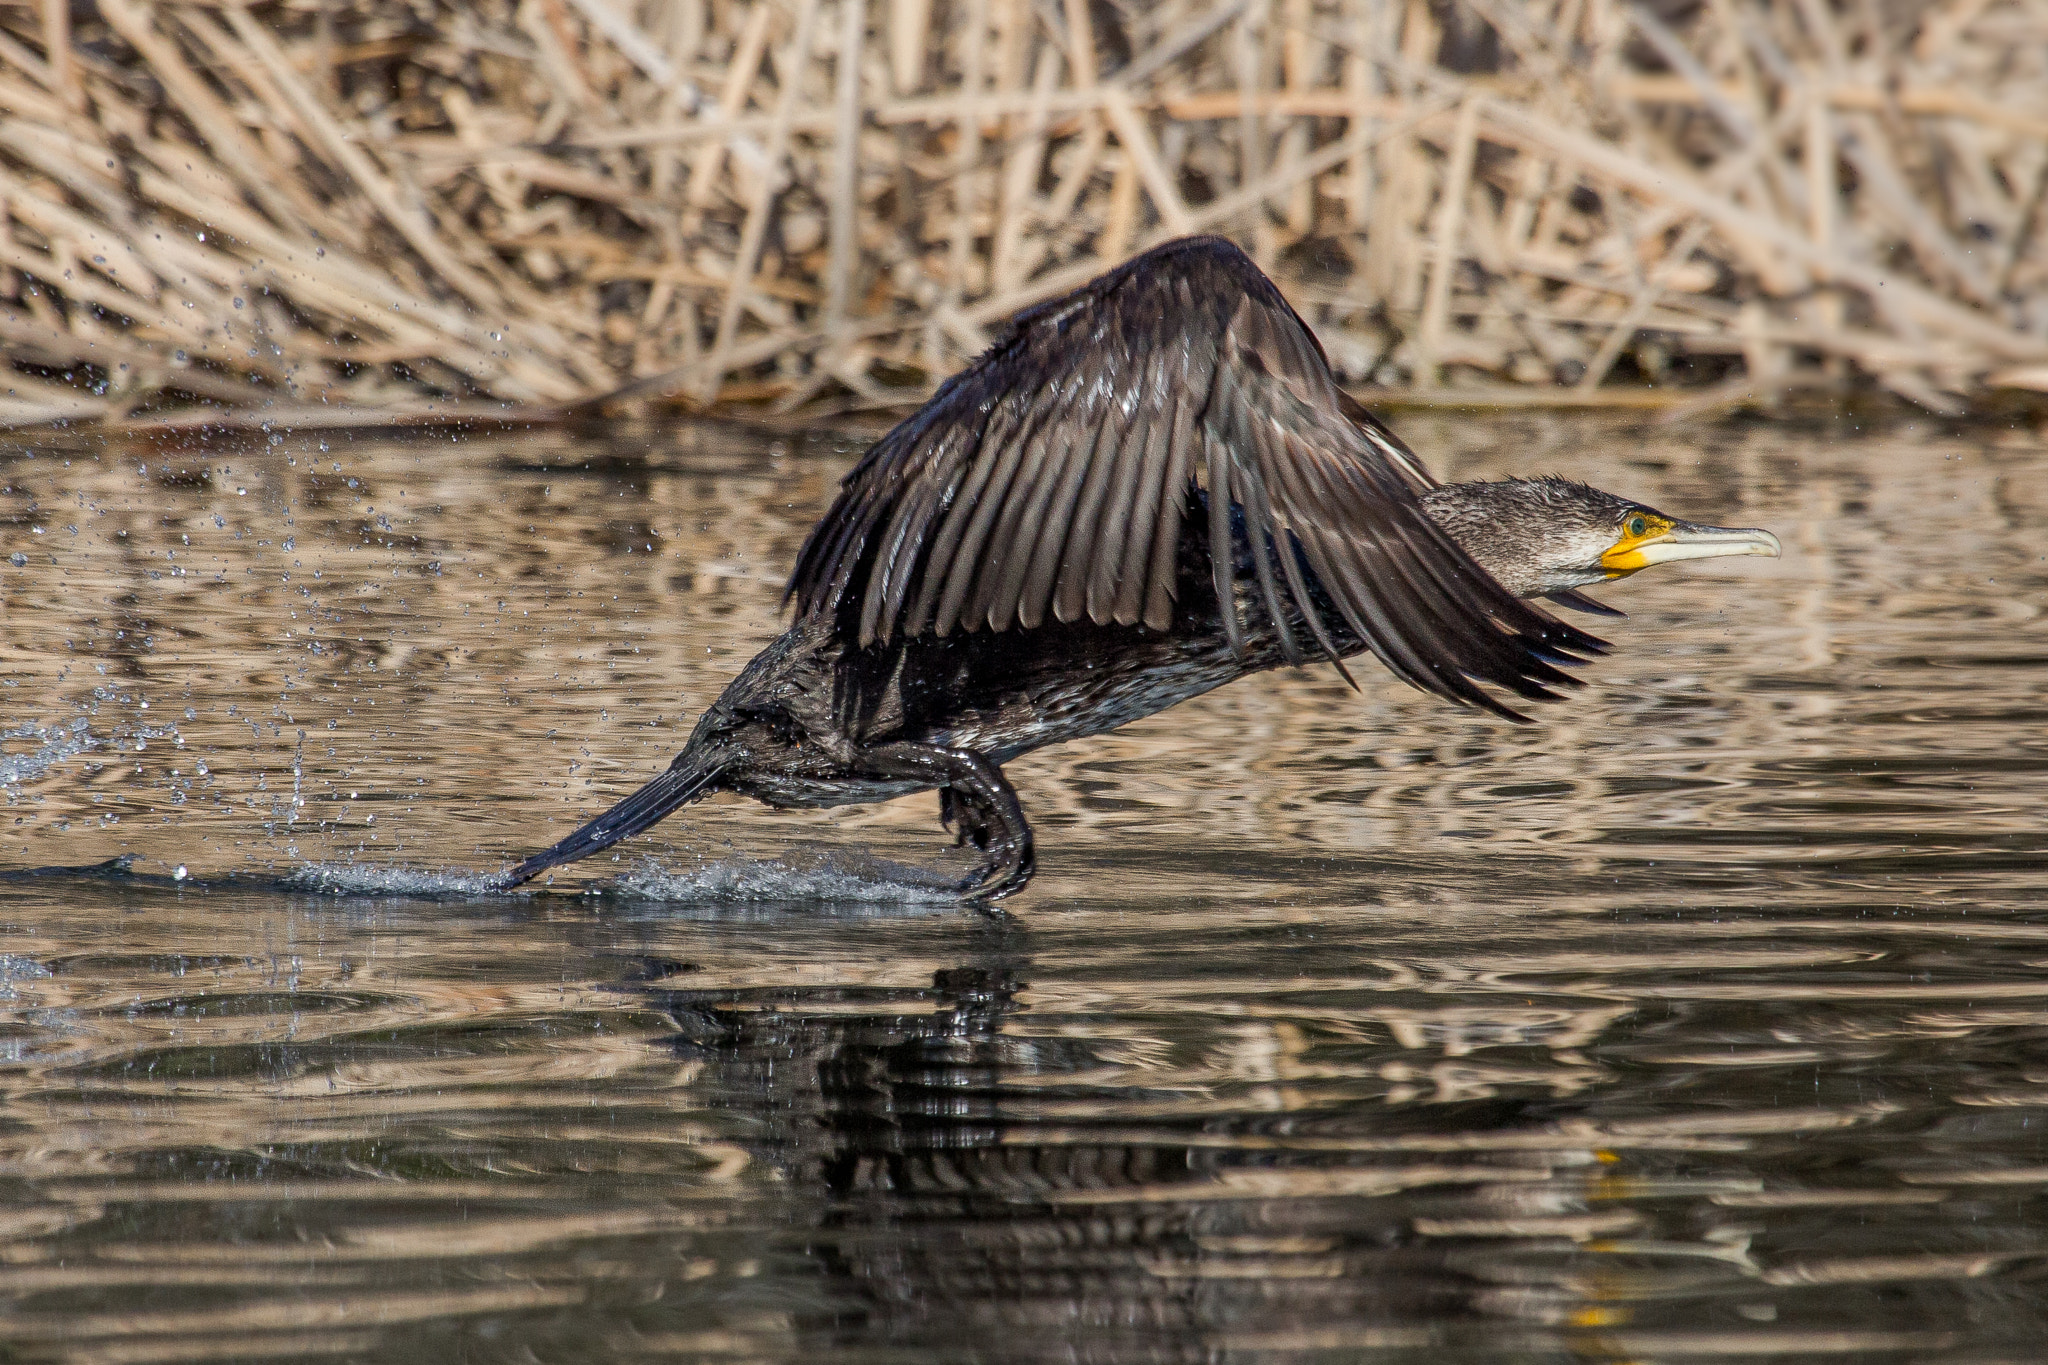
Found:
1418,482 -> 1590,599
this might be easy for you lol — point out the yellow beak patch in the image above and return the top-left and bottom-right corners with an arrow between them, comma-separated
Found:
1600,516 -> 1784,578
1598,514 -> 1676,577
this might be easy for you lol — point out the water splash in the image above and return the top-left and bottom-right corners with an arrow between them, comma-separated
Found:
0,954 -> 53,1003
280,863 -> 511,898
611,853 -> 962,905
162,855 -> 967,905
0,718 -> 181,799
0,719 -> 96,790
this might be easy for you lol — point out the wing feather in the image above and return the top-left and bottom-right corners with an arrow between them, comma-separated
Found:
1140,378 -> 1198,631
1087,344 -> 1171,622
923,396 -> 1042,637
1016,409 -> 1092,629
1229,387 -> 1304,666
1061,417 -> 1119,621
997,404 -> 1090,631
866,426 -> 961,639
1111,376 -> 1174,624
1202,420 -> 1243,659
899,412 -> 1007,636
1056,390 -> 1135,625
784,235 -> 1604,714
967,387 -> 1078,630
1087,403 -> 1150,621
1137,278 -> 1206,629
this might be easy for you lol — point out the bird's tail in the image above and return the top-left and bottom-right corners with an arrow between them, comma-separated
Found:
499,756 -> 725,889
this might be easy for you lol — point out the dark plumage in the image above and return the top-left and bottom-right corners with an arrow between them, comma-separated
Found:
502,237 -> 1778,899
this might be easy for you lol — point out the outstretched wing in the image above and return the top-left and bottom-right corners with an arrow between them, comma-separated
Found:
787,236 -> 1603,717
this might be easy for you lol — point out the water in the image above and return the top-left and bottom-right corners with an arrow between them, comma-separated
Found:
0,414 -> 2043,1362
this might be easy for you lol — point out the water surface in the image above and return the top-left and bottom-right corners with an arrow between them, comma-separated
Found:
0,414 -> 2044,1362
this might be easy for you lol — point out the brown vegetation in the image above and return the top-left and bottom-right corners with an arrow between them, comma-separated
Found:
1,0 -> 2045,428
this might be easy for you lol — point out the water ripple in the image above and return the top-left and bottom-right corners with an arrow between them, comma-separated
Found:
0,420 -> 2043,1361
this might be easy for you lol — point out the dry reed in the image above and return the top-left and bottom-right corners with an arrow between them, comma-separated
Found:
1,0 -> 2046,429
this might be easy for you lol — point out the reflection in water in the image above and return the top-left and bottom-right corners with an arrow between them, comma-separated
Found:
0,417 -> 2045,1359
632,908 -> 2048,1363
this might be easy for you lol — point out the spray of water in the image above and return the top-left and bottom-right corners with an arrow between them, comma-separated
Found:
1,719 -> 180,800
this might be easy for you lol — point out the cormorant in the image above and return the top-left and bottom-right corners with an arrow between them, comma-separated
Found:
502,237 -> 1778,899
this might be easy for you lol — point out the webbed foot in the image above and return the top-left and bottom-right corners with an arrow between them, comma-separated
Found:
872,742 -> 1036,902
954,848 -> 1035,902
945,786 -> 1036,901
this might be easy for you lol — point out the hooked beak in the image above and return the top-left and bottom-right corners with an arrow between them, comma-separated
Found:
1599,521 -> 1782,577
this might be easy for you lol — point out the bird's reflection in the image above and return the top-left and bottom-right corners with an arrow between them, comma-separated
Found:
614,942 -> 2048,1362
627,943 -> 1499,1359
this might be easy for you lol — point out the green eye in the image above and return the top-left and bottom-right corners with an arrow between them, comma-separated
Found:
1627,515 -> 1648,537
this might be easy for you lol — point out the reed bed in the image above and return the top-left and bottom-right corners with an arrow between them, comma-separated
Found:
1,0 -> 2045,428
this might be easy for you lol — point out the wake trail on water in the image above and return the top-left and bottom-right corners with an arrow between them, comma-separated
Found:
282,854 -> 961,904
0,852 -> 967,906
280,864 -> 512,898
610,853 -> 961,905
290,852 -> 963,904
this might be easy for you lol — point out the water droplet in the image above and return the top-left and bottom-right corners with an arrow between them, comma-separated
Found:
7,553 -> 22,568
173,865 -> 188,881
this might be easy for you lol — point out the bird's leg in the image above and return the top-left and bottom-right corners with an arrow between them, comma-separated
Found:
861,742 -> 1035,901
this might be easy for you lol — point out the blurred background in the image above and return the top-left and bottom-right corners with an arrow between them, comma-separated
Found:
1,0 -> 2045,428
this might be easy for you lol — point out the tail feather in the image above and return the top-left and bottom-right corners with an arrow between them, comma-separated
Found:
500,759 -> 722,888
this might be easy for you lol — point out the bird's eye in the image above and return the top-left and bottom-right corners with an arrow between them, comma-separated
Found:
1627,515 -> 1648,538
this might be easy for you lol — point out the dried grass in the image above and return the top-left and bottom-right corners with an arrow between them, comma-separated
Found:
2,0 -> 2046,429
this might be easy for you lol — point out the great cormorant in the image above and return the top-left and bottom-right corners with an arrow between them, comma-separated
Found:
502,237 -> 1779,899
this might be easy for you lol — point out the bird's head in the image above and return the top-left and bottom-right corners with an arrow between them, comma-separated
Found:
1420,477 -> 1781,603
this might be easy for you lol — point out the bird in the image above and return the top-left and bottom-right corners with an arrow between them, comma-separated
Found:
501,236 -> 1779,900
